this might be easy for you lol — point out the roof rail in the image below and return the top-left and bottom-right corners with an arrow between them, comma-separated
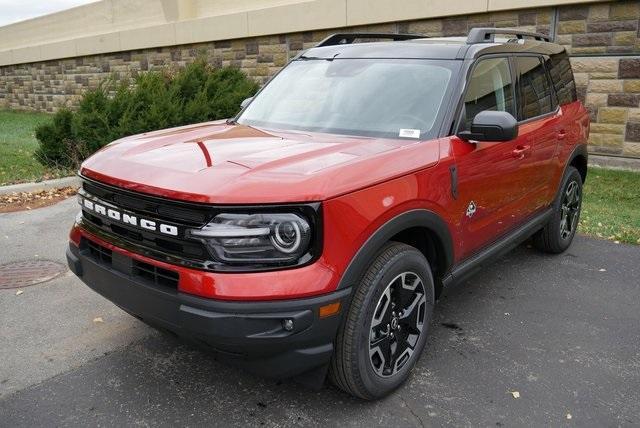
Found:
315,33 -> 425,48
466,28 -> 551,44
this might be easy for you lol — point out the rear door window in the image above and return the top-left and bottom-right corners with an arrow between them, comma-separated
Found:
515,56 -> 556,121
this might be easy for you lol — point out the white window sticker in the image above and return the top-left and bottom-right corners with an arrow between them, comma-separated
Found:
399,128 -> 421,139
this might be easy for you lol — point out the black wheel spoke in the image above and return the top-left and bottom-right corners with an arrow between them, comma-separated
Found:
394,331 -> 410,359
392,273 -> 419,308
371,332 -> 390,350
399,293 -> 423,333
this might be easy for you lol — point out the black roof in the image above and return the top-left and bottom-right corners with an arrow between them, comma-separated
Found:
300,30 -> 564,61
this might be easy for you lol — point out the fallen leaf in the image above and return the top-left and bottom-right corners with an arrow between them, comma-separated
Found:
509,391 -> 520,399
15,290 -> 24,296
93,317 -> 104,323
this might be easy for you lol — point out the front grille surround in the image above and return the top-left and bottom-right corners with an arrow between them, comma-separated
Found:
78,176 -> 323,272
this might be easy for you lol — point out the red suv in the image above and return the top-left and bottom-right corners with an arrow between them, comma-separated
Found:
66,29 -> 589,399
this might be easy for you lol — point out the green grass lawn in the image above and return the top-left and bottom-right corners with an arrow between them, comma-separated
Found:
580,167 -> 640,245
0,110 -> 71,185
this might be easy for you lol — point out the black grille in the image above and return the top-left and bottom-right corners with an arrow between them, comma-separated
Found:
82,179 -> 211,226
81,211 -> 207,259
86,239 -> 112,265
81,238 -> 179,289
79,177 -> 211,264
132,260 -> 180,289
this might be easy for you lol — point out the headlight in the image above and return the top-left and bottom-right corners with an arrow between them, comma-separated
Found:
187,212 -> 314,266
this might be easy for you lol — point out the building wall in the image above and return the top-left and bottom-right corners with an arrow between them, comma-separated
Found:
0,0 -> 639,157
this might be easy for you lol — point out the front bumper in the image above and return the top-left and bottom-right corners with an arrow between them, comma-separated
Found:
67,242 -> 351,380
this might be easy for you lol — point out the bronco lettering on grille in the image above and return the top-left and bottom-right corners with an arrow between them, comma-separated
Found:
79,195 -> 179,236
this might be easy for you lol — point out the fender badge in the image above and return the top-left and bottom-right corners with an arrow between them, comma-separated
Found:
466,201 -> 477,218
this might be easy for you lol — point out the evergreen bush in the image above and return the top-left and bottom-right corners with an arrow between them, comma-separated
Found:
35,60 -> 259,168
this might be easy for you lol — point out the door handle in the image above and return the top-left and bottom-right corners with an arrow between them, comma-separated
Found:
557,130 -> 567,140
512,145 -> 531,159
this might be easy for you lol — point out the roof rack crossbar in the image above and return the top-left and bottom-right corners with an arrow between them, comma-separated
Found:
466,28 -> 551,44
315,33 -> 425,48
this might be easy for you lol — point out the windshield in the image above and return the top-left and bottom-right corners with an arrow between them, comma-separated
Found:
238,58 -> 459,140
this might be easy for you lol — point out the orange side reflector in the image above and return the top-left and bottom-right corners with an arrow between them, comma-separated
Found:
319,301 -> 341,318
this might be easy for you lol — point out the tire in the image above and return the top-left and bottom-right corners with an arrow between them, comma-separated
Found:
533,166 -> 583,254
329,242 -> 435,400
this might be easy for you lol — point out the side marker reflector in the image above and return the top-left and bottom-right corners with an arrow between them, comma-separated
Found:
319,301 -> 341,318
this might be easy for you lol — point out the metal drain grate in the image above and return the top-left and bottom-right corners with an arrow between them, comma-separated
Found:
0,260 -> 67,289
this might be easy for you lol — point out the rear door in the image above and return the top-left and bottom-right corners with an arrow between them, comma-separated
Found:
512,55 -> 562,213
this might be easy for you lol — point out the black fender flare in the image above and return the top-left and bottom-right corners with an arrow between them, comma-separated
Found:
566,144 -> 588,182
336,209 -> 454,290
553,144 -> 588,204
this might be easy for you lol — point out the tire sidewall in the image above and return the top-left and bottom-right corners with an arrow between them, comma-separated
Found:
353,248 -> 435,397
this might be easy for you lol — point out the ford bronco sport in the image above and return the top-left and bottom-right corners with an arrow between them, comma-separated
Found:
67,29 -> 589,399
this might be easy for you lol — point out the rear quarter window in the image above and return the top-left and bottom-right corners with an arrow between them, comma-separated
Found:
547,52 -> 577,105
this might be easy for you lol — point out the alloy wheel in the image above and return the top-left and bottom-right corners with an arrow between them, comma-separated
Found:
560,180 -> 580,240
369,272 -> 427,377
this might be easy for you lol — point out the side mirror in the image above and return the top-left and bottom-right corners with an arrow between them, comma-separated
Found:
240,97 -> 253,109
457,110 -> 518,142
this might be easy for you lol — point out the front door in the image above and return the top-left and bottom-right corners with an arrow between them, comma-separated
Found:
452,56 -> 533,259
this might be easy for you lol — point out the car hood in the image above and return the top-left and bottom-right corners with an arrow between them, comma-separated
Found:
80,121 -> 442,204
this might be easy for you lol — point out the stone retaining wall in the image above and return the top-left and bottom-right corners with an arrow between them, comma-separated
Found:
0,0 -> 639,157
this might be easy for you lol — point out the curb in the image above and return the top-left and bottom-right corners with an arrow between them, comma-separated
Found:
589,155 -> 640,172
0,176 -> 80,195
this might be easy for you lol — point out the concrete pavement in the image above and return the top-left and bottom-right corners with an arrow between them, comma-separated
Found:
1,198 -> 639,426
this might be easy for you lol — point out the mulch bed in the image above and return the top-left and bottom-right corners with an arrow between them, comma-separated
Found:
0,187 -> 78,213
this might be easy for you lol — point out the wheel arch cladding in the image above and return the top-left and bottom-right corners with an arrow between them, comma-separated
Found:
336,209 -> 454,295
569,145 -> 588,184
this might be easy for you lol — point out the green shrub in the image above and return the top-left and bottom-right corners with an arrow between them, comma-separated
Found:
35,60 -> 259,168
